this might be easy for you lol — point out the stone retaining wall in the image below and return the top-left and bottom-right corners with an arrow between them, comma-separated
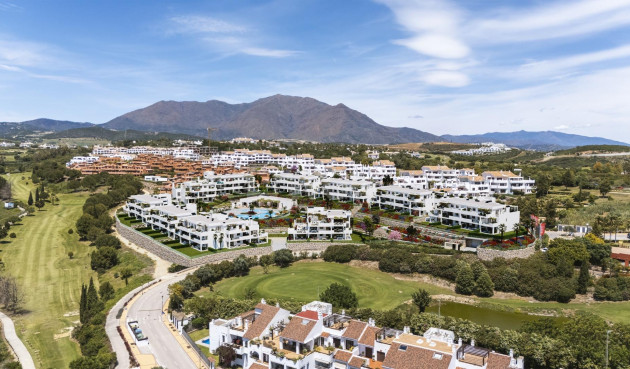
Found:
477,244 -> 536,261
116,219 -> 274,267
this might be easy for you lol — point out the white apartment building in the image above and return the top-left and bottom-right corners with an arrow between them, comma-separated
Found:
207,300 -> 523,369
288,207 -> 352,240
145,205 -> 196,239
268,173 -> 321,197
123,194 -> 171,223
395,170 -> 428,190
67,156 -> 100,167
320,179 -> 376,203
481,171 -> 536,195
429,197 -> 520,234
172,172 -> 257,204
375,186 -> 435,217
175,214 -> 267,251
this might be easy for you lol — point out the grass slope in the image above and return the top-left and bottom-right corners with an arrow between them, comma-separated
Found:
211,261 -> 452,310
0,173 -> 97,368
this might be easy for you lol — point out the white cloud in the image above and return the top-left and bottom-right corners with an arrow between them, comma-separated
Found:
422,70 -> 469,87
170,15 -> 246,34
554,124 -> 570,130
471,0 -> 630,43
395,33 -> 469,59
240,47 -> 298,58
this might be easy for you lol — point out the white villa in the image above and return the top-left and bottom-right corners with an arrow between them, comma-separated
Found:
206,300 -> 523,369
429,197 -> 520,235
288,207 -> 352,241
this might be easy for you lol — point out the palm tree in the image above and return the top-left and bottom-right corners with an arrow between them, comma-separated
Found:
498,224 -> 507,242
512,223 -> 520,241
213,233 -> 218,248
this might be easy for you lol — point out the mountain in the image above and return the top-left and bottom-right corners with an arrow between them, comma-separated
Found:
441,130 -> 629,150
44,126 -> 202,141
102,95 -> 440,144
20,118 -> 94,132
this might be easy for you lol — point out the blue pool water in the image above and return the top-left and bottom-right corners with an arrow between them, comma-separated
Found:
202,338 -> 210,345
233,208 -> 277,220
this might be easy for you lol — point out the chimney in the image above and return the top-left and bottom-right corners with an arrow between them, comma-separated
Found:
368,318 -> 375,327
341,309 -> 346,316
244,320 -> 249,331
302,306 -> 306,312
261,298 -> 266,304
509,349 -> 514,359
471,339 -> 475,347
403,326 -> 410,334
318,310 -> 323,320
458,338 -> 462,346
276,302 -> 280,308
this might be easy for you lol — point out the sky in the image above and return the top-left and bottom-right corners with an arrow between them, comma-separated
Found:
1,0 -> 630,141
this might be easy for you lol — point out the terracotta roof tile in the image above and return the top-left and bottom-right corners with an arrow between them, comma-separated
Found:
358,326 -> 380,346
279,317 -> 316,343
486,352 -> 512,369
349,356 -> 367,367
243,304 -> 281,340
382,342 -> 451,369
334,350 -> 353,362
342,320 -> 368,340
250,363 -> 268,369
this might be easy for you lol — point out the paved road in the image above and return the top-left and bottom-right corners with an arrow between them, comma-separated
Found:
0,311 -> 36,369
106,272 -> 198,369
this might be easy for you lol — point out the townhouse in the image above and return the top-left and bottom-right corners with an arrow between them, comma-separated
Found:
481,171 -> 536,195
268,173 -> 321,197
375,186 -> 435,217
207,300 -> 523,369
429,197 -> 520,234
320,179 -> 376,204
394,170 -> 428,190
288,207 -> 352,241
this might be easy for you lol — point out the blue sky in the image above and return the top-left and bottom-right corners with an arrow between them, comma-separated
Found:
1,0 -> 630,141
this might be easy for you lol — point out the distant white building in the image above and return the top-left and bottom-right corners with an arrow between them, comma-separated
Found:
482,170 -> 536,195
268,172 -> 321,197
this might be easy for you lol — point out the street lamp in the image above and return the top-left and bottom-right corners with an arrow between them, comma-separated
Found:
606,329 -> 612,369
161,295 -> 164,315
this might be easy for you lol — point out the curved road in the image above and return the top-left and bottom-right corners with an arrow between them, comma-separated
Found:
0,311 -> 36,369
106,272 -> 198,369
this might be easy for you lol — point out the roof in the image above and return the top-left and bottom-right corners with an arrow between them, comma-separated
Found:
349,356 -> 367,368
382,342 -> 452,369
295,310 -> 323,321
249,363 -> 268,369
378,185 -> 431,196
279,316 -> 317,343
342,320 -> 368,340
422,165 -> 451,171
242,303 -> 281,340
334,350 -> 353,362
358,326 -> 380,346
483,170 -> 518,178
486,352 -> 513,369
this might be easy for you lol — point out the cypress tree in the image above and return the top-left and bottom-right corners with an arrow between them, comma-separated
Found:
35,188 -> 40,202
27,191 -> 33,206
455,264 -> 476,295
475,270 -> 495,297
79,284 -> 87,323
577,261 -> 590,294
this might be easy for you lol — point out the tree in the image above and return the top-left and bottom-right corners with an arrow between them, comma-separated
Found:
498,224 -> 506,242
406,225 -> 418,238
99,281 -> 115,301
455,264 -> 475,295
35,199 -> 45,210
90,247 -> 118,271
27,191 -> 33,206
474,271 -> 495,297
273,249 -> 294,268
577,261 -> 590,294
0,276 -> 24,313
120,268 -> 133,285
363,216 -> 374,236
512,223 -> 520,240
233,254 -> 250,276
383,175 -> 394,186
35,187 -> 40,202
68,251 -> 74,259
599,179 -> 612,197
411,288 -> 432,312
319,282 -> 358,309
217,345 -> 237,366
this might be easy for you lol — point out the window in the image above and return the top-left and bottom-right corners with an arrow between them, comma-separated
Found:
433,353 -> 443,360
399,345 -> 407,351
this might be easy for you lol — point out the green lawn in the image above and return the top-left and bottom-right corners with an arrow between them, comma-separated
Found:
211,261 -> 453,310
1,173 -> 97,369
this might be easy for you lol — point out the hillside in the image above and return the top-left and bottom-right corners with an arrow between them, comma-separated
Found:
102,95 -> 440,144
44,126 -> 201,141
442,130 -> 629,150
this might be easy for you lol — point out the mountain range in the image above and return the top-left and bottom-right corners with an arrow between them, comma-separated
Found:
2,94 -> 627,149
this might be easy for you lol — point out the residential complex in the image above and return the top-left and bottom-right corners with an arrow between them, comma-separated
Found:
207,300 -> 523,369
430,197 -> 520,235
375,186 -> 435,217
320,179 -> 377,203
267,173 -> 321,197
171,172 -> 257,205
288,207 -> 352,241
481,171 -> 536,195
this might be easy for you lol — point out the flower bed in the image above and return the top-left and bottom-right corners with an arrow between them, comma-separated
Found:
480,235 -> 536,250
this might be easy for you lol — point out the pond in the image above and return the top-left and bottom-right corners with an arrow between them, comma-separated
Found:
233,208 -> 278,220
425,301 -> 563,330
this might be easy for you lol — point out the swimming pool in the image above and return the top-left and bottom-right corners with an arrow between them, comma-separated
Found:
201,338 -> 210,345
233,208 -> 277,220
